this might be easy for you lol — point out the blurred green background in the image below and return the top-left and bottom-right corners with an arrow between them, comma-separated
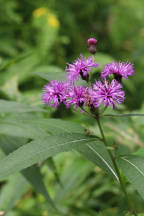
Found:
0,0 -> 144,215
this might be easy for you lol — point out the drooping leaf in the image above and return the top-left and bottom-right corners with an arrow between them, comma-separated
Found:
0,135 -> 55,208
76,143 -> 118,180
0,100 -> 44,113
0,133 -> 97,180
0,174 -> 29,212
22,165 -> 56,209
104,113 -> 144,117
118,155 -> 144,200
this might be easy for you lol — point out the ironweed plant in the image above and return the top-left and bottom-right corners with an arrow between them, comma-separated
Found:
0,39 -> 144,216
42,38 -> 143,216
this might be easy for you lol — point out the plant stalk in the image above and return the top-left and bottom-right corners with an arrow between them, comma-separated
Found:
96,117 -> 138,216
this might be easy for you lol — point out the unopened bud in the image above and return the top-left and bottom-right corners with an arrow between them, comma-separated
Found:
87,38 -> 97,54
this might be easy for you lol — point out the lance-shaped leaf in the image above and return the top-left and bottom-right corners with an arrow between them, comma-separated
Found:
76,143 -> 118,180
0,135 -> 55,208
0,117 -> 84,138
0,174 -> 29,212
104,113 -> 144,117
0,133 -> 97,180
0,100 -> 44,113
118,155 -> 144,200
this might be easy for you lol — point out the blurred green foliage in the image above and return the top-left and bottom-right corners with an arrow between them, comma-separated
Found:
0,0 -> 144,215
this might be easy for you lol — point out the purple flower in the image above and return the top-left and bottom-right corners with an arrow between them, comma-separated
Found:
87,87 -> 101,108
66,55 -> 98,81
93,79 -> 125,109
42,80 -> 69,109
67,86 -> 88,108
101,61 -> 134,79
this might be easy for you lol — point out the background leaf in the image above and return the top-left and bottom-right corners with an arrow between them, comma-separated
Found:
118,155 -> 144,200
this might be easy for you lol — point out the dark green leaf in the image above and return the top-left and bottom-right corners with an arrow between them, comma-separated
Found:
0,117 -> 85,138
76,143 -> 118,180
118,155 -> 144,200
0,135 -> 55,208
0,133 -> 97,180
104,114 -> 144,117
0,174 -> 28,212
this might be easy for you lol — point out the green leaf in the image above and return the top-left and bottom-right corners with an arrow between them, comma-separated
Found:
22,165 -> 56,209
118,155 -> 144,200
55,158 -> 92,202
0,174 -> 29,212
0,120 -> 47,138
0,117 -> 85,138
0,133 -> 97,180
94,53 -> 114,69
104,113 -> 144,117
134,148 -> 144,157
34,65 -> 65,81
0,51 -> 33,71
0,135 -> 55,208
0,100 -> 44,113
47,157 -> 62,186
76,143 -> 118,180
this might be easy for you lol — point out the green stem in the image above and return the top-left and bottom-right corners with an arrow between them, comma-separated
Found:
96,117 -> 138,216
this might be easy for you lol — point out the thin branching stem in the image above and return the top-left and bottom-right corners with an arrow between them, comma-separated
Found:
96,117 -> 138,216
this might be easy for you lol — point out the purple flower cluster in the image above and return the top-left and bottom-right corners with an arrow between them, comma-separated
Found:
42,38 -> 134,112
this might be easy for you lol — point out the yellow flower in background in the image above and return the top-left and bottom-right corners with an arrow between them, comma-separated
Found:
33,7 -> 60,28
33,8 -> 48,17
48,14 -> 60,28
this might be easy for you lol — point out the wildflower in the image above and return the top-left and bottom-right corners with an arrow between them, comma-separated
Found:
48,14 -> 60,28
33,8 -> 48,17
93,79 -> 125,109
42,80 -> 69,109
101,61 -> 134,80
87,87 -> 101,108
67,86 -> 88,108
66,55 -> 98,82
87,38 -> 98,54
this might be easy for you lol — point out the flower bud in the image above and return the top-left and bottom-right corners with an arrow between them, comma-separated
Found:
87,38 -> 97,54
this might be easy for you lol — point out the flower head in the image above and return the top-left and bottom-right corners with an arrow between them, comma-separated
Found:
66,55 -> 98,81
93,79 -> 125,109
101,62 -> 134,79
87,87 -> 101,108
87,38 -> 98,54
67,86 -> 88,108
42,80 -> 69,109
